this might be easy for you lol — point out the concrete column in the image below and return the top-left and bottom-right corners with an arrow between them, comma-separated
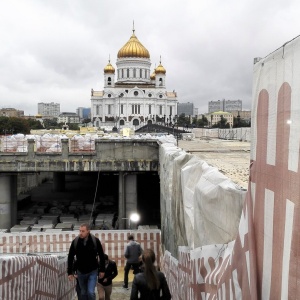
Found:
0,175 -> 17,229
53,172 -> 65,192
125,174 -> 138,229
95,139 -> 101,159
118,171 -> 125,229
61,139 -> 69,159
27,139 -> 35,159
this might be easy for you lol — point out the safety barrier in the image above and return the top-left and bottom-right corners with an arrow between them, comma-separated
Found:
0,229 -> 161,267
0,230 -> 160,299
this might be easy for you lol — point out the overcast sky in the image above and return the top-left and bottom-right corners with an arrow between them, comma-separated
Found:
1,0 -> 300,116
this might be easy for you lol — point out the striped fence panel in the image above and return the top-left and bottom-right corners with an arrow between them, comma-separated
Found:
0,255 -> 74,300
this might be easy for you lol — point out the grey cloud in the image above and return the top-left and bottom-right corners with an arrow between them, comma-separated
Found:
0,0 -> 300,115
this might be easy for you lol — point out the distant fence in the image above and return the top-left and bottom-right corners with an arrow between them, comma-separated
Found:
217,128 -> 251,141
0,229 -> 161,267
192,127 -> 251,141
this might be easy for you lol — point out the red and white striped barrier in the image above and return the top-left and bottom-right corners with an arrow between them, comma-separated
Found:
0,255 -> 76,300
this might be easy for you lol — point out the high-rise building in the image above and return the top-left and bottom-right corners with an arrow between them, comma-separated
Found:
76,107 -> 91,120
208,99 -> 242,113
91,27 -> 178,128
177,102 -> 194,116
38,102 -> 60,117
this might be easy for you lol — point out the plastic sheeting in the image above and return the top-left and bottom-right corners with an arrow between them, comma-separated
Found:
159,143 -> 246,257
0,132 -> 177,153
160,35 -> 300,299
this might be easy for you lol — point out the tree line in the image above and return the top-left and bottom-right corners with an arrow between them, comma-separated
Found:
177,114 -> 250,128
0,116 -> 82,135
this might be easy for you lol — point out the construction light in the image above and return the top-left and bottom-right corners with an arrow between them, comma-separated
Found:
130,213 -> 140,223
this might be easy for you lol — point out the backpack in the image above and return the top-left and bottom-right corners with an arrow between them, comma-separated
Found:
73,234 -> 97,252
72,234 -> 99,274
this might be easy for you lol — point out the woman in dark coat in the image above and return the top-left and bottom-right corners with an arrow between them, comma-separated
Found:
130,249 -> 171,300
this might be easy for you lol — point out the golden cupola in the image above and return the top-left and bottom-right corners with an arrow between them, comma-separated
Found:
104,60 -> 115,74
155,60 -> 166,74
117,30 -> 150,59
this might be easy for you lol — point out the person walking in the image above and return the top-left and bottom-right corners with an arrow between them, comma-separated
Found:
123,234 -> 143,289
67,223 -> 105,300
130,249 -> 171,300
97,254 -> 118,300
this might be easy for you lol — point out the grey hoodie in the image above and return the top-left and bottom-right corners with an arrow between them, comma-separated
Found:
125,240 -> 142,263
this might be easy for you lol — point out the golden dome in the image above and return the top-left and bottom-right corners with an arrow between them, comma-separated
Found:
104,60 -> 115,74
155,62 -> 166,74
117,30 -> 150,59
150,71 -> 156,80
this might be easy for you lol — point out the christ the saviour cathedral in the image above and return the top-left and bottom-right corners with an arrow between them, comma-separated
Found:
91,28 -> 178,129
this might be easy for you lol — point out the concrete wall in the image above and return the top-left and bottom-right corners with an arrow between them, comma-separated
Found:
0,139 -> 159,172
17,172 -> 52,194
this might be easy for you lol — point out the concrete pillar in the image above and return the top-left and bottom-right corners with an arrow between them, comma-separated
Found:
118,172 -> 125,229
125,174 -> 138,229
61,139 -> 69,159
0,175 -> 17,229
27,139 -> 35,159
95,139 -> 101,158
53,172 -> 65,192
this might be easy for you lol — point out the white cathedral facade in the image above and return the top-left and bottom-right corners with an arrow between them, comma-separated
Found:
91,28 -> 178,129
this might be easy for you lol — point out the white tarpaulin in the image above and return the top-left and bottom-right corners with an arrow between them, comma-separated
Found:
159,143 -> 245,257
161,34 -> 300,299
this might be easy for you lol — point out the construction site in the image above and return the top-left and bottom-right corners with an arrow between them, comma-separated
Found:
1,35 -> 300,299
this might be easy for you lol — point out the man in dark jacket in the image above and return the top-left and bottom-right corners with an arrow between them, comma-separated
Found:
123,234 -> 143,289
97,254 -> 118,300
68,223 -> 105,300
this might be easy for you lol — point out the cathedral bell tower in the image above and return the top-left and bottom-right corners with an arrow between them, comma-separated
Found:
103,59 -> 115,88
155,57 -> 166,88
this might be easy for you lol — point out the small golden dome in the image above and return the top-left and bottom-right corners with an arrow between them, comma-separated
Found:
155,62 -> 166,74
117,30 -> 150,59
104,60 -> 115,74
150,71 -> 156,80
